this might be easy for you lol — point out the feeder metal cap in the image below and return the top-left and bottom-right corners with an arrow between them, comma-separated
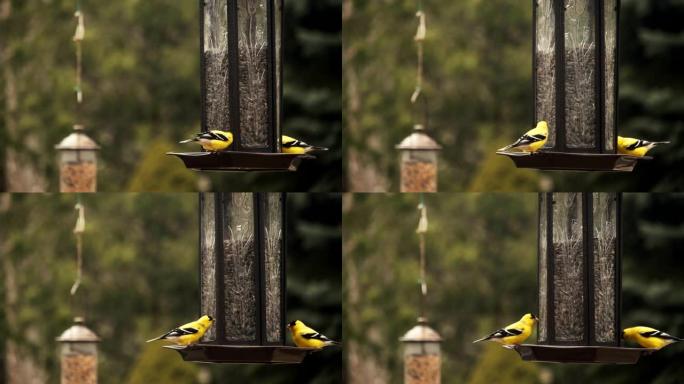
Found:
56,317 -> 101,343
396,125 -> 442,151
399,317 -> 443,343
55,125 -> 100,151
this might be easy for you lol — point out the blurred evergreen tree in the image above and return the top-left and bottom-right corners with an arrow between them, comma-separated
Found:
0,193 -> 341,383
552,0 -> 684,191
0,0 -> 341,192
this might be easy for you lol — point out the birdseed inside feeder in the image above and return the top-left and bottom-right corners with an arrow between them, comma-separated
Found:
513,192 -> 655,364
396,124 -> 441,193
168,0 -> 313,171
56,317 -> 100,384
400,317 -> 443,384
55,124 -> 99,193
167,192 -> 313,364
499,0 -> 647,171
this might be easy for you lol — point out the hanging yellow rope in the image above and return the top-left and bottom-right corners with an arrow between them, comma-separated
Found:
416,194 -> 428,316
73,8 -> 85,104
71,201 -> 86,296
410,7 -> 426,104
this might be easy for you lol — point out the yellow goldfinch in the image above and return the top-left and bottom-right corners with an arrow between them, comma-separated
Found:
623,326 -> 682,350
473,313 -> 538,348
146,315 -> 214,346
499,121 -> 548,153
617,136 -> 669,157
287,320 -> 339,349
281,135 -> 328,154
180,130 -> 234,152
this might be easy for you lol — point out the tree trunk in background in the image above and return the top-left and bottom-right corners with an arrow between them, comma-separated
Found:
343,0 -> 389,192
1,197 -> 46,384
342,195 -> 390,383
1,0 -> 47,192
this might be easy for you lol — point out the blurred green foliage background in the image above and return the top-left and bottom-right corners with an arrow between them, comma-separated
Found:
0,0 -> 341,192
0,192 -> 341,383
343,0 -> 684,192
343,193 -> 684,383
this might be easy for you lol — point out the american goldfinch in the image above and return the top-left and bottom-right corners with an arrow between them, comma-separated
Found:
499,121 -> 548,153
287,320 -> 339,349
180,130 -> 234,152
623,326 -> 682,350
281,135 -> 328,154
146,315 -> 214,346
473,313 -> 538,348
617,136 -> 669,157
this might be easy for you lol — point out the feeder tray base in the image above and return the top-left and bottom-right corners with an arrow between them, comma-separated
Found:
496,150 -> 649,172
164,344 -> 316,364
167,151 -> 315,172
513,344 -> 655,364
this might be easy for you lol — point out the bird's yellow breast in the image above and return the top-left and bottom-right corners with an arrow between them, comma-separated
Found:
497,327 -> 532,346
528,139 -> 546,152
282,146 -> 307,155
177,332 -> 204,346
292,333 -> 326,349
200,139 -> 232,152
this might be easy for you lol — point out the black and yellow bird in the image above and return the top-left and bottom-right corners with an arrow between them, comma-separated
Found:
281,136 -> 328,154
179,130 -> 234,152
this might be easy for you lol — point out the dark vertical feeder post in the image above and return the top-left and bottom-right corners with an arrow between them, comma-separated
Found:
200,0 -> 281,153
173,0 -> 309,170
537,193 -> 621,347
502,1 -> 631,171
534,0 -> 617,153
518,193 -> 651,363
179,192 -> 306,363
200,192 -> 285,346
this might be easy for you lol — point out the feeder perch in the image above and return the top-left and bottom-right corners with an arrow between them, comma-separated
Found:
400,317 -> 442,384
167,152 -> 314,172
56,317 -> 100,384
511,193 -> 652,364
169,0 -> 313,171
396,124 -> 441,192
55,124 -> 99,192
499,0 -> 647,171
513,344 -> 655,364
167,192 -> 312,364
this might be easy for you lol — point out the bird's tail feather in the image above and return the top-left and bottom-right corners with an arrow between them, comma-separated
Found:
179,138 -> 196,144
652,141 -> 670,145
472,336 -> 489,344
498,140 -> 521,152
311,146 -> 329,151
146,334 -> 166,343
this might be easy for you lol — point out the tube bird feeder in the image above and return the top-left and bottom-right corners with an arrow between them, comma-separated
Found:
400,317 -> 442,384
167,192 -> 312,363
55,124 -> 99,192
169,0 -> 313,171
513,192 -> 654,363
57,317 -> 100,384
499,0 -> 647,171
396,124 -> 441,193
